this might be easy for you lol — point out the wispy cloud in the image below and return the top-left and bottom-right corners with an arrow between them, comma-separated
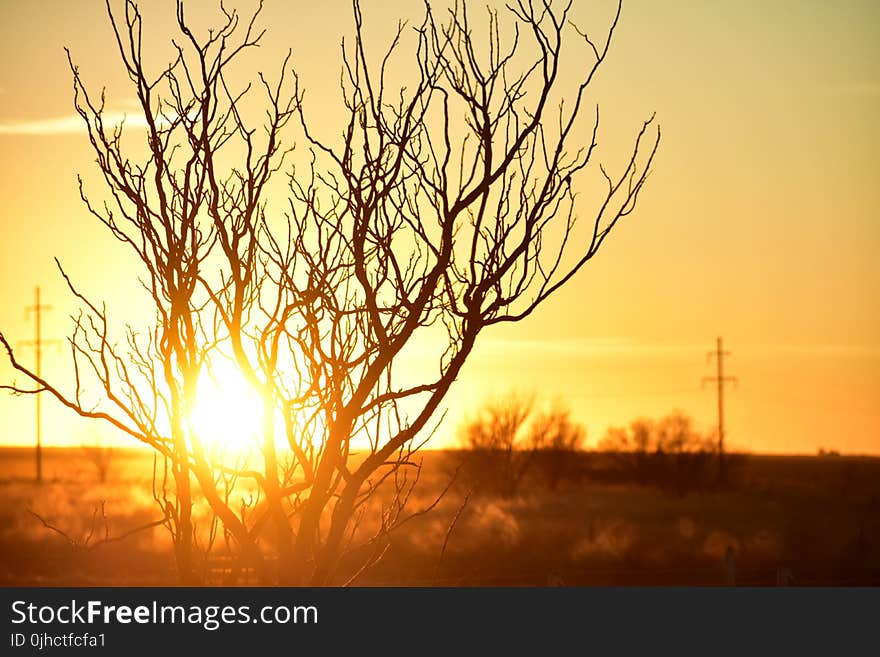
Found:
479,337 -> 704,357
0,111 -> 150,136
478,337 -> 880,359
763,343 -> 880,358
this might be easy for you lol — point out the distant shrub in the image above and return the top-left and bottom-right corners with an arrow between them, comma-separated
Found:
598,411 -> 715,494
456,394 -> 586,496
527,405 -> 587,490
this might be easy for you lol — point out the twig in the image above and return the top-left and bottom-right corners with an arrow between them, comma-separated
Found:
434,489 -> 472,581
28,505 -> 167,551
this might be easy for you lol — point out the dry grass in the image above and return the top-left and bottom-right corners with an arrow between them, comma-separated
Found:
1,448 -> 878,585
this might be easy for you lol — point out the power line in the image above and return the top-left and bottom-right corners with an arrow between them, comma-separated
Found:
703,336 -> 737,485
20,286 -> 60,484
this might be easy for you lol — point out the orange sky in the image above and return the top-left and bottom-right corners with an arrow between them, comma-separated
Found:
1,0 -> 878,454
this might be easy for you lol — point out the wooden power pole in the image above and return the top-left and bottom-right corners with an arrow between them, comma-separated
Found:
22,286 -> 58,484
703,337 -> 737,485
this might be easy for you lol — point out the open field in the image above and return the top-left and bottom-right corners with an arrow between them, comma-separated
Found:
1,447 -> 878,586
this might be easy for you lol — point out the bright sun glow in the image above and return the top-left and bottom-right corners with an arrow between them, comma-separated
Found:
190,357 -> 264,454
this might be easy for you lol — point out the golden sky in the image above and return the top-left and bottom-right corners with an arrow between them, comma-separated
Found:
1,0 -> 878,454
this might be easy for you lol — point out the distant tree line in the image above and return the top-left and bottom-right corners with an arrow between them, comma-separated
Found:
455,393 -> 586,496
598,412 -> 718,494
457,395 -> 723,496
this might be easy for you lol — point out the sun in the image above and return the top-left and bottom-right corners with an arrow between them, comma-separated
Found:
189,357 -> 264,454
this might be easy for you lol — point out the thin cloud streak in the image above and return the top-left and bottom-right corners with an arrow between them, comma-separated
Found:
0,111 -> 150,136
0,106 -> 193,136
479,338 -> 880,359
479,338 -> 706,357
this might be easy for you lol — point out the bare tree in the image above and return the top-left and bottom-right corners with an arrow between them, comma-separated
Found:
528,403 -> 587,489
600,417 -> 655,484
1,0 -> 659,585
599,411 -> 715,493
457,394 -> 586,495
2,0 -> 290,583
458,392 -> 536,496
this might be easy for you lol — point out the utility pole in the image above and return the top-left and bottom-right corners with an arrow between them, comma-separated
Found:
703,337 -> 737,485
21,286 -> 58,484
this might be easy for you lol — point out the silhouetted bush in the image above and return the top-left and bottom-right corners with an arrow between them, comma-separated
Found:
527,405 -> 587,490
456,394 -> 586,496
598,411 -> 716,494
457,393 -> 534,497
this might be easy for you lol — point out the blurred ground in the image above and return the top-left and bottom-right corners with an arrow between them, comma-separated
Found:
1,448 -> 878,586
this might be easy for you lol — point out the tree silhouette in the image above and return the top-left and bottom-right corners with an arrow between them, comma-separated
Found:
528,403 -> 587,489
599,411 -> 715,493
458,392 -> 535,497
457,393 -> 586,495
1,0 -> 659,584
